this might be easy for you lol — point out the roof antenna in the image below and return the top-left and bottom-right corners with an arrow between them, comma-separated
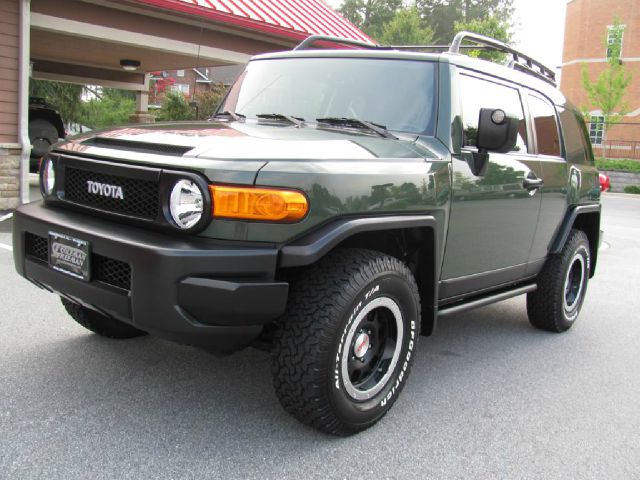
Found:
191,19 -> 204,118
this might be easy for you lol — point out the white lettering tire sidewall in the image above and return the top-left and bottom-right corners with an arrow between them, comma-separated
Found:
328,274 -> 419,426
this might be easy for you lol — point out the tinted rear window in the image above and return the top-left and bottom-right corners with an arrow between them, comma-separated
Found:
558,106 -> 592,164
528,94 -> 561,157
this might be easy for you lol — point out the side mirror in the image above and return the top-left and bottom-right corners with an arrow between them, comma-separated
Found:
477,108 -> 519,153
468,108 -> 519,176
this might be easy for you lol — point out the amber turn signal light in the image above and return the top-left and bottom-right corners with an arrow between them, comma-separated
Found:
210,185 -> 309,222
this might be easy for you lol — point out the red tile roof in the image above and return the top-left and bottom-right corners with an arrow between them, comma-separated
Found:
136,0 -> 371,44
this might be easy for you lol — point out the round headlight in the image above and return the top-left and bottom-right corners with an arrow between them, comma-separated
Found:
169,180 -> 204,229
41,157 -> 55,195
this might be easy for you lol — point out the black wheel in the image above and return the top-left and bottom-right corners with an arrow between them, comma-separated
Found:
29,118 -> 58,158
61,298 -> 147,339
272,248 -> 420,436
527,229 -> 590,332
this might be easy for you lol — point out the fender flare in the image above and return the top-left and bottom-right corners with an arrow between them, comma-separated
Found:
278,215 -> 437,268
278,214 -> 439,335
549,203 -> 601,276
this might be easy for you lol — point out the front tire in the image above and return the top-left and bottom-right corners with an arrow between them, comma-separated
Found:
527,229 -> 591,332
271,249 -> 420,436
61,298 -> 147,339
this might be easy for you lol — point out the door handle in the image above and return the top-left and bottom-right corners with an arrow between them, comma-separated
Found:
523,177 -> 544,190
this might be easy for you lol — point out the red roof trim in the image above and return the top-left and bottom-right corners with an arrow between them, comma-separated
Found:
134,0 -> 372,44
251,0 -> 294,30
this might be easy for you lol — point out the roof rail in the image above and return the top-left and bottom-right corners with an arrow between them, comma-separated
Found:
294,35 -> 377,51
449,31 -> 556,85
292,33 -> 557,86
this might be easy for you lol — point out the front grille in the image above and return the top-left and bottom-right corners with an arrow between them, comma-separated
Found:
64,167 -> 159,220
93,254 -> 131,290
24,233 -> 131,291
25,233 -> 48,262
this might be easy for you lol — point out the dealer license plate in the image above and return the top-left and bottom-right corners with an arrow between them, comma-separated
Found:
49,232 -> 91,281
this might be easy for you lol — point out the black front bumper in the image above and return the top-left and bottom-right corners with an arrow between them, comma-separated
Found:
13,202 -> 288,353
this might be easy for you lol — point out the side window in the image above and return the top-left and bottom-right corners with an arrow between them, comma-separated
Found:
460,74 -> 528,154
528,94 -> 561,157
558,106 -> 591,164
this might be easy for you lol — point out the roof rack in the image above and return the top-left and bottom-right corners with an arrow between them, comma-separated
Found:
293,32 -> 556,86
448,31 -> 556,85
294,35 -> 378,51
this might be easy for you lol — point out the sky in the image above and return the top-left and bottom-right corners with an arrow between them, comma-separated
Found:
324,0 -> 567,74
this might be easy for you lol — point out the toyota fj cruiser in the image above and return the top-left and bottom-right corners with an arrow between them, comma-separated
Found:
13,33 -> 601,435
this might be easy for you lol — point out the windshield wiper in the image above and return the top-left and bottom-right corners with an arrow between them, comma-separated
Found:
256,113 -> 305,127
315,117 -> 397,139
211,111 -> 246,122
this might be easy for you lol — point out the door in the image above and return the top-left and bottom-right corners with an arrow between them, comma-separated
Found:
440,72 -> 543,299
525,93 -> 568,269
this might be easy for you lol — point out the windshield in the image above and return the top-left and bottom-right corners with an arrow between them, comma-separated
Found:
220,57 -> 437,135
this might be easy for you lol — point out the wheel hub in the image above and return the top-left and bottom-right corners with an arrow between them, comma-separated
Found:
353,332 -> 370,359
564,254 -> 585,312
341,296 -> 403,401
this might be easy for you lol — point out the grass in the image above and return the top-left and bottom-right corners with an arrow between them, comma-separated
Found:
596,158 -> 640,173
624,185 -> 640,194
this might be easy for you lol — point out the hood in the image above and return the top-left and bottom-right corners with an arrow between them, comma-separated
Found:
54,121 -> 443,186
56,121 -> 440,162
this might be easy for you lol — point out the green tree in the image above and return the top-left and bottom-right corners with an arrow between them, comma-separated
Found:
416,0 -> 514,44
81,88 -> 136,129
453,15 -> 511,61
378,8 -> 434,45
581,17 -> 632,159
157,91 -> 195,121
29,79 -> 85,126
339,0 -> 403,39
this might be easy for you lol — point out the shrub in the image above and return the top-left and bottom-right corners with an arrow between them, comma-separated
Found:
157,91 -> 195,121
194,84 -> 227,120
596,158 -> 640,173
624,185 -> 640,194
82,94 -> 135,129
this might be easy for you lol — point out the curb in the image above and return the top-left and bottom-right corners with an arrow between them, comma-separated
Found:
603,192 -> 640,199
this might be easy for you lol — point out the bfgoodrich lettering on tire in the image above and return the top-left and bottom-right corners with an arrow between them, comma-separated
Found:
527,229 -> 590,332
271,248 -> 420,436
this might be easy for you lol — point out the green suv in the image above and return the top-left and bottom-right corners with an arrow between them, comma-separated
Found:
12,33 -> 601,435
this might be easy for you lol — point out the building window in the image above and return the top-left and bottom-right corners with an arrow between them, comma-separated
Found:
172,83 -> 190,95
607,25 -> 625,59
589,116 -> 604,145
176,69 -> 185,77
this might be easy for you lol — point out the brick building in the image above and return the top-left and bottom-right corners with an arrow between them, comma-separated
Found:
560,0 -> 640,158
149,65 -> 244,106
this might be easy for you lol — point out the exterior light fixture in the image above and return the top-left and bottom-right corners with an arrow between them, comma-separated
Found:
120,59 -> 141,71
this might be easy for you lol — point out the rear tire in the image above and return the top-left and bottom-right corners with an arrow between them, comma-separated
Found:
271,248 -> 420,436
29,118 -> 58,158
61,298 -> 147,339
527,229 -> 590,332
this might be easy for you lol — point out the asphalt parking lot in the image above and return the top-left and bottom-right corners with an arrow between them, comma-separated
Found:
1,194 -> 639,479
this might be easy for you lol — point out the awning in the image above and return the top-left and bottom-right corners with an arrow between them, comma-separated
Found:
136,0 -> 372,44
